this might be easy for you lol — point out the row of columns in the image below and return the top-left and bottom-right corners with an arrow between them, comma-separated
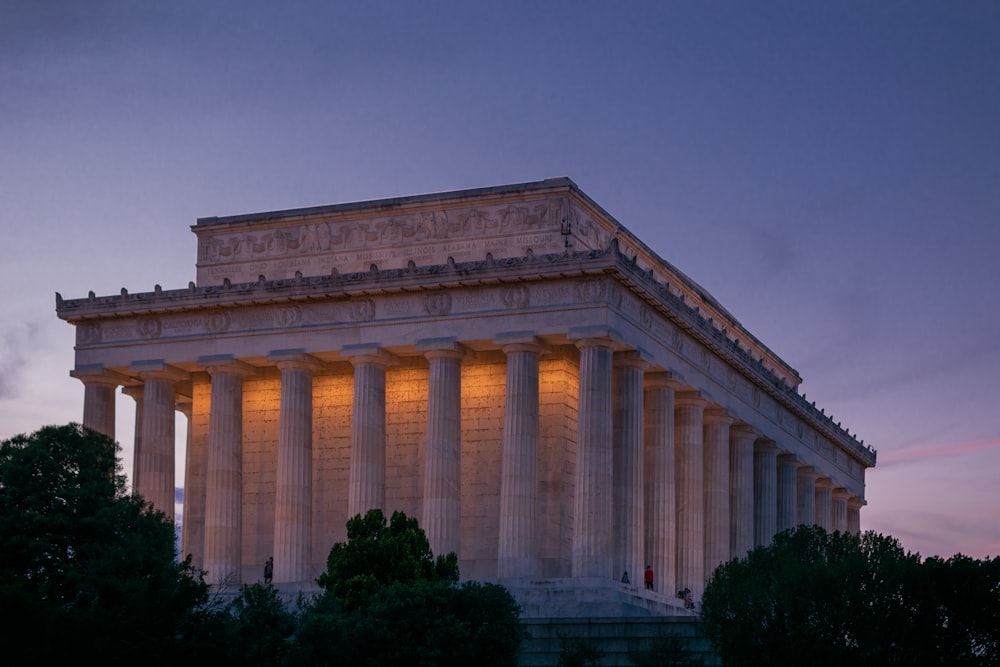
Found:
74,334 -> 863,592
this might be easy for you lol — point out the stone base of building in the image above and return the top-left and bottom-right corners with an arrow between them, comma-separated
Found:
252,575 -> 695,619
501,577 -> 696,618
519,616 -> 719,666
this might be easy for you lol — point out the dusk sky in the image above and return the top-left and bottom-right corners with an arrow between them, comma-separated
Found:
2,1 -> 998,559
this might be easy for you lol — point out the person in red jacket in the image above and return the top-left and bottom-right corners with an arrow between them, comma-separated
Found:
644,565 -> 654,590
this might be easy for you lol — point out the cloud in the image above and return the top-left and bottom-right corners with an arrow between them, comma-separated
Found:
0,322 -> 42,399
877,438 -> 1000,467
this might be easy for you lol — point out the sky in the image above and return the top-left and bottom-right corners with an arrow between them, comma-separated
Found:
2,1 -> 998,560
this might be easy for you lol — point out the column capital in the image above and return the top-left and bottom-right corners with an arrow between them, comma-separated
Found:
268,349 -> 325,372
730,423 -> 757,440
176,397 -> 193,418
797,466 -> 821,481
342,343 -> 397,368
71,364 -> 129,386
815,476 -> 836,490
614,349 -> 652,370
675,391 -> 709,409
703,407 -> 734,426
130,359 -> 188,382
122,384 -> 144,401
777,452 -> 799,465
567,325 -> 624,347
417,337 -> 468,360
493,331 -> 544,350
832,487 -> 850,500
645,370 -> 684,391
847,496 -> 867,509
493,331 -> 546,355
198,355 -> 257,377
755,438 -> 782,454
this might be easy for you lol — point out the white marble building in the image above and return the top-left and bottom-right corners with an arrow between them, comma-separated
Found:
57,178 -> 875,614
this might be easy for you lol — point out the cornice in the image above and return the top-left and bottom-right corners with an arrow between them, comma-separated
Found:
55,243 -> 875,468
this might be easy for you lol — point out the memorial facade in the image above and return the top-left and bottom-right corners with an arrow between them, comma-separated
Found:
57,178 -> 875,612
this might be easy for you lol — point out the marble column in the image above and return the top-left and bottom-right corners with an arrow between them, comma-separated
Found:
814,477 -> 834,531
497,337 -> 542,578
832,488 -> 849,534
729,425 -> 756,558
344,345 -> 394,518
123,385 -> 144,493
200,356 -> 255,586
131,360 -> 185,520
797,467 -> 820,527
419,339 -> 465,560
644,372 -> 680,597
179,393 -> 206,566
72,365 -> 124,440
703,408 -> 732,578
753,440 -> 780,547
572,337 -> 616,578
776,454 -> 799,533
269,350 -> 321,585
675,391 -> 707,597
613,351 -> 647,587
847,497 -> 864,535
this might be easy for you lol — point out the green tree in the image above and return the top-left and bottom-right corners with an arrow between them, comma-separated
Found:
295,509 -> 524,666
557,635 -> 605,667
629,632 -> 706,667
316,508 -> 459,610
700,525 -> 1000,667
912,553 -> 1000,665
222,583 -> 298,666
0,424 -> 209,664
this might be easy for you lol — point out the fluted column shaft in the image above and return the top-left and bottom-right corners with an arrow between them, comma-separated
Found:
797,467 -> 819,527
498,342 -> 541,578
729,425 -> 755,558
202,359 -> 253,586
753,441 -> 779,547
847,498 -> 864,535
179,397 -> 204,567
421,343 -> 464,560
815,478 -> 834,531
776,454 -> 799,533
123,385 -> 144,492
675,392 -> 707,596
135,369 -> 180,519
346,348 -> 392,517
703,408 -> 733,578
72,367 -> 121,440
645,373 -> 679,596
613,353 -> 647,586
271,353 -> 319,584
573,338 -> 616,578
832,489 -> 849,534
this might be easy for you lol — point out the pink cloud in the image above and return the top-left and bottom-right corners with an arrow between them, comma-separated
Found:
878,439 -> 1000,465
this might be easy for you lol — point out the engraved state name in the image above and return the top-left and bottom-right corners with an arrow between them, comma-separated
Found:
203,235 -> 559,277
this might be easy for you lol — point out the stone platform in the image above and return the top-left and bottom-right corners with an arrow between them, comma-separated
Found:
502,577 -> 696,618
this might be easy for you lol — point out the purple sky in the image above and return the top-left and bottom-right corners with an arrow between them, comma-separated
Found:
2,1 -> 998,559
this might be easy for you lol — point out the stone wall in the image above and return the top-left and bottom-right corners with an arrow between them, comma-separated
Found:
520,616 -> 719,667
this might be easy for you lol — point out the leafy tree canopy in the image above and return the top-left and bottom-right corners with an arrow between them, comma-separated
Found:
300,509 -> 523,667
701,525 -> 1000,667
316,508 -> 458,610
0,424 -> 208,663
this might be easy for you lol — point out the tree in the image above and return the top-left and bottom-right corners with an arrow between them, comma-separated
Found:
295,509 -> 524,666
700,525 -> 1000,667
316,508 -> 459,610
629,632 -> 706,667
221,583 -> 299,666
0,424 -> 209,663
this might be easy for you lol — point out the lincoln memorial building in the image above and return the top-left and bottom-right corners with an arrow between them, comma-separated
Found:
57,178 -> 875,615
